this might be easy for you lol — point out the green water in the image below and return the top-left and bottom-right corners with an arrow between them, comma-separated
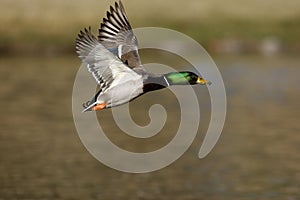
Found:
0,55 -> 299,199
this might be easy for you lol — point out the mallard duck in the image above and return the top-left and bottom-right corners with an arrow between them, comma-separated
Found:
76,0 -> 211,112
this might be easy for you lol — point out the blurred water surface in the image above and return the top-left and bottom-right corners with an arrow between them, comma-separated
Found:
0,55 -> 299,199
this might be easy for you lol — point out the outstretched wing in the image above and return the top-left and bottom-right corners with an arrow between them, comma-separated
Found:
98,0 -> 143,69
76,27 -> 140,91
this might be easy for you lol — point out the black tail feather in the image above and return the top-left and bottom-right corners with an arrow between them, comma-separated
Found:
82,89 -> 102,109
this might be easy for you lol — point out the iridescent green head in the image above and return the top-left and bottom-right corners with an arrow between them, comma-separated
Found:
165,71 -> 211,85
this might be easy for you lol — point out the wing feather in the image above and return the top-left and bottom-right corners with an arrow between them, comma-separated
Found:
76,27 -> 140,92
98,0 -> 143,70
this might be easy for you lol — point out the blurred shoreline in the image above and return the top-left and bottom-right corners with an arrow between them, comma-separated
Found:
0,38 -> 298,58
1,0 -> 300,57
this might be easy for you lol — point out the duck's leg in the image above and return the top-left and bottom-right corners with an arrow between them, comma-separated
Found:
92,102 -> 107,111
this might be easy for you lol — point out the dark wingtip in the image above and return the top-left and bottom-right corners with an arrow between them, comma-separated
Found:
118,0 -> 124,9
110,5 -> 115,13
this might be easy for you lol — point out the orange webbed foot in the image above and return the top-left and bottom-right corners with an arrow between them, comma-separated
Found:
92,102 -> 107,111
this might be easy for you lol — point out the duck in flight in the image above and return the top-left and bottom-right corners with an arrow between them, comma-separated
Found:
76,0 -> 211,112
